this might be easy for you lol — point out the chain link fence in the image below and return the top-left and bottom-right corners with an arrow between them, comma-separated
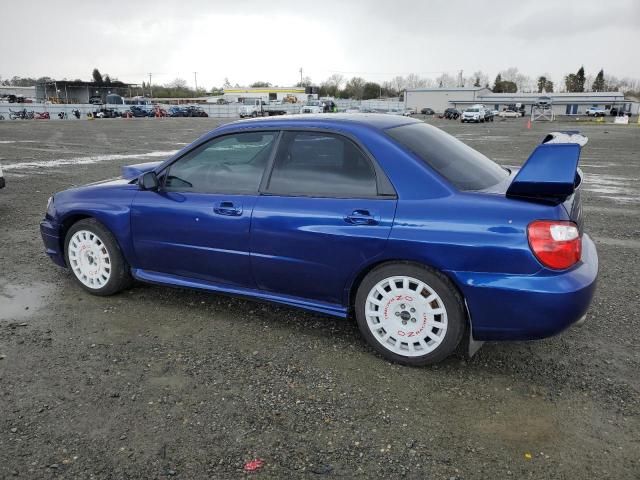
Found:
0,99 -> 406,120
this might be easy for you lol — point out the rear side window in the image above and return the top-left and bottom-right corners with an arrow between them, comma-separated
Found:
266,131 -> 378,197
386,123 -> 508,190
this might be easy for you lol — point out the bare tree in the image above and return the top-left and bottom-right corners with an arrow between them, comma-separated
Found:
390,76 -> 405,95
168,78 -> 188,89
435,73 -> 456,88
326,73 -> 345,90
404,73 -> 428,89
469,71 -> 489,89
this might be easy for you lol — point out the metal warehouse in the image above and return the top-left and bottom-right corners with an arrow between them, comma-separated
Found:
222,87 -> 315,103
405,87 -> 639,116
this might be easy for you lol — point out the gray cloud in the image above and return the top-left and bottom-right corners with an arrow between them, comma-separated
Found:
1,0 -> 638,89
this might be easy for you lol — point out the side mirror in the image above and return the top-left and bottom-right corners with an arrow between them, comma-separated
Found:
138,171 -> 159,191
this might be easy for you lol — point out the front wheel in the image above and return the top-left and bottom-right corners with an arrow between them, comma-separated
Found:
64,218 -> 132,296
355,263 -> 465,366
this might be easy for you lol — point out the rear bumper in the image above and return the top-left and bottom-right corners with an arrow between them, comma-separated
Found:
40,218 -> 66,267
448,234 -> 598,341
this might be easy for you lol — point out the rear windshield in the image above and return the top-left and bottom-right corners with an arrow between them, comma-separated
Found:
386,122 -> 508,191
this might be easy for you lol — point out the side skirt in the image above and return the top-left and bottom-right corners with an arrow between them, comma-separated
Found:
131,268 -> 348,319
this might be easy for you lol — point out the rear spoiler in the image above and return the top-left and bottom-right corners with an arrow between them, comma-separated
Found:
506,131 -> 587,203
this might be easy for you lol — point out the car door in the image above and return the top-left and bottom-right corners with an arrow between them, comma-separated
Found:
250,130 -> 397,306
131,131 -> 278,287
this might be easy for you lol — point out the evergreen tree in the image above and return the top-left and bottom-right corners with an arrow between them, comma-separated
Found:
592,69 -> 606,92
492,74 -> 503,92
575,66 -> 586,92
92,68 -> 103,84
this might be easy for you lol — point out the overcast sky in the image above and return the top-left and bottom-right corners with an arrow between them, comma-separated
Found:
2,0 -> 638,89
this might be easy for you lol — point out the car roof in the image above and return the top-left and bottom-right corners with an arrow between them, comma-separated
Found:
226,113 -> 421,131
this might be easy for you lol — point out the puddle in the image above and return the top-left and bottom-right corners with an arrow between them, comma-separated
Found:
0,282 -> 54,321
1,149 -> 178,171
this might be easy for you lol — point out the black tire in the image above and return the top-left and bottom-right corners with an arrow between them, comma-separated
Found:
354,263 -> 465,366
64,218 -> 132,296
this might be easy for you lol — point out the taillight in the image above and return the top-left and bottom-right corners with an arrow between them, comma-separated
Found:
528,220 -> 582,270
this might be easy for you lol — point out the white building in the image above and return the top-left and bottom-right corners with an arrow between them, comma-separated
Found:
405,87 -> 639,116
221,87 -> 314,103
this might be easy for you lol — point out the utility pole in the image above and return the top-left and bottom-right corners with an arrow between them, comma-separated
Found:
148,73 -> 153,98
194,72 -> 198,94
458,70 -> 463,88
299,67 -> 303,85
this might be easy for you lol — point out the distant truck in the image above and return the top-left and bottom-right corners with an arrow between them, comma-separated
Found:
239,99 -> 288,118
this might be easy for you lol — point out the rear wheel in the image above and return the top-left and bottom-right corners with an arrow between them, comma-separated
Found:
64,218 -> 132,296
355,263 -> 465,366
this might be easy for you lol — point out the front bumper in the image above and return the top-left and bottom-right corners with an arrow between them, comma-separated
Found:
40,218 -> 66,267
448,234 -> 598,341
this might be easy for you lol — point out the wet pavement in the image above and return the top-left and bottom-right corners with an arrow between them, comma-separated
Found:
0,116 -> 638,479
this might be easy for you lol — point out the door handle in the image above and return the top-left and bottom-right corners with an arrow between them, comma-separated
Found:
214,201 -> 242,216
344,209 -> 378,225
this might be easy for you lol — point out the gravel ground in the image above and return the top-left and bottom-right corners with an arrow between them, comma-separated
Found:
0,116 -> 638,479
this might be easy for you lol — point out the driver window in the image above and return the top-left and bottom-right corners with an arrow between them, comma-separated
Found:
164,132 -> 277,194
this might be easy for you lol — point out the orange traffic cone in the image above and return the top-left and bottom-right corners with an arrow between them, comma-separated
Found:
527,119 -> 531,129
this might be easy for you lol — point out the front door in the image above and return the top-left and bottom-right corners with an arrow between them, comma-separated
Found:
131,131 -> 278,287
250,131 -> 397,306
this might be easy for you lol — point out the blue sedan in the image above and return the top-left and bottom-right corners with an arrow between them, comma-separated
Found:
40,115 -> 597,365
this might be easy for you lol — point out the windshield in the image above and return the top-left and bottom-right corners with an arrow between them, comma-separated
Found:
467,108 -> 479,112
386,122 -> 509,191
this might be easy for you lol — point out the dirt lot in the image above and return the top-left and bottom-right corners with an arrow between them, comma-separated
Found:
0,116 -> 638,479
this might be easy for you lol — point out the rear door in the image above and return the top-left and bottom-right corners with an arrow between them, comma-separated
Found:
250,130 -> 397,306
131,131 -> 277,287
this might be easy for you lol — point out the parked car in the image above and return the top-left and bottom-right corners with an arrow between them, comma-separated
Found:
420,107 -> 435,115
585,107 -> 606,117
442,108 -> 460,120
89,96 -> 103,105
461,107 -> 485,123
129,106 -> 152,117
94,108 -> 121,119
300,100 -> 323,114
402,107 -> 417,116
185,106 -> 209,117
498,109 -> 520,118
506,104 -> 526,117
40,115 -> 597,366
483,109 -> 495,122
168,107 -> 188,117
